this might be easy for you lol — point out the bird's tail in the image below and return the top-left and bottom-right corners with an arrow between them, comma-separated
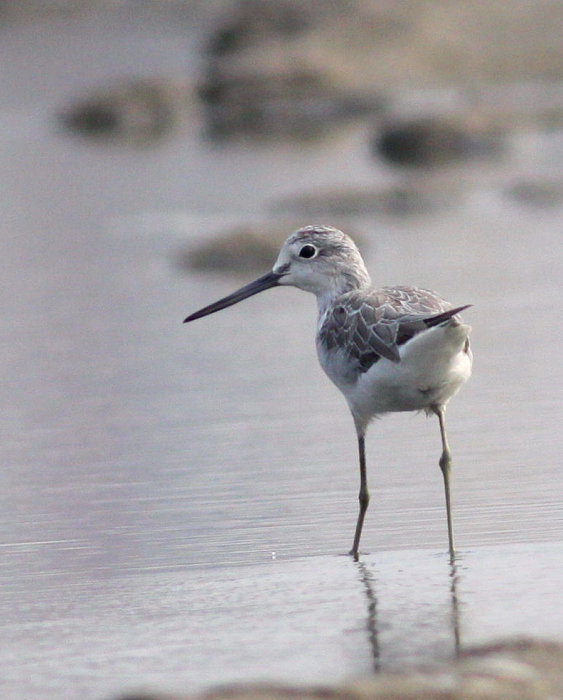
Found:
424,304 -> 471,329
401,305 -> 471,364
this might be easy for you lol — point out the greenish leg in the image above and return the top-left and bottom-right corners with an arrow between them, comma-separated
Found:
435,405 -> 456,559
350,434 -> 369,559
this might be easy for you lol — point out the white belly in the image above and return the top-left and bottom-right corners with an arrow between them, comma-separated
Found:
319,322 -> 472,430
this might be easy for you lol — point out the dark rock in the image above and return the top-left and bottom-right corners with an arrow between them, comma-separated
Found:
197,70 -> 383,140
202,0 -> 563,90
58,79 -> 190,145
373,116 -> 504,167
505,179 -> 563,207
176,224 -> 301,273
206,1 -> 314,56
271,184 -> 461,217
176,222 -> 366,273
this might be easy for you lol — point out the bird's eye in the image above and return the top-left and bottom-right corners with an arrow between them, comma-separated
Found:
299,244 -> 317,259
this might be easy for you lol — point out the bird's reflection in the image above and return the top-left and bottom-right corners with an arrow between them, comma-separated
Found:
356,560 -> 381,672
355,554 -> 463,672
449,557 -> 462,656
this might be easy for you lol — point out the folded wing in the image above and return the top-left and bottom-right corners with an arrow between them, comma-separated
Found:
320,286 -> 470,374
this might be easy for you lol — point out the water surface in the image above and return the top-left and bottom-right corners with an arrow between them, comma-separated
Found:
0,9 -> 563,700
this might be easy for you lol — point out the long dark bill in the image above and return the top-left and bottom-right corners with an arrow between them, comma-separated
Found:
184,270 -> 283,323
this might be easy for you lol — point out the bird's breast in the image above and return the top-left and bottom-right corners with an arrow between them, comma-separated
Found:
316,322 -> 472,420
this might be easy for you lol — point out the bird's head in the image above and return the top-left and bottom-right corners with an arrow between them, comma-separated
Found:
184,225 -> 370,323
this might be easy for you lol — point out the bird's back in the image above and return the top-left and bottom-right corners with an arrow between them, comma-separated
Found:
318,285 -> 456,370
316,284 -> 471,424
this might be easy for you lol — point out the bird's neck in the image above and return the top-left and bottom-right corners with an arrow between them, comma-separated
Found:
316,271 -> 372,314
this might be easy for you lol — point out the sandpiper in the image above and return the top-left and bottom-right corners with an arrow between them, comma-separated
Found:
184,225 -> 472,559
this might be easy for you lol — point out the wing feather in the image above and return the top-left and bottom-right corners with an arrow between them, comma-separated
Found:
319,286 -> 467,375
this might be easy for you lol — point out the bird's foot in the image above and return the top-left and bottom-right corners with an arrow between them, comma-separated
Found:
348,548 -> 360,561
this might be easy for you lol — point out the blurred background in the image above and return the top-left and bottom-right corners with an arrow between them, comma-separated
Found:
1,2 -> 563,699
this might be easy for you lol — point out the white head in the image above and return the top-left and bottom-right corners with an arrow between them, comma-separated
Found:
184,225 -> 371,323
273,226 -> 371,298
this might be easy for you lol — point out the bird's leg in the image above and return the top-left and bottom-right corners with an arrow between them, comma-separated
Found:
350,433 -> 369,559
434,405 -> 456,559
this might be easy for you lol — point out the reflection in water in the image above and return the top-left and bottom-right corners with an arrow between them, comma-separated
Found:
3,10 -> 563,700
356,560 -> 381,672
356,554 -> 463,670
450,558 -> 462,656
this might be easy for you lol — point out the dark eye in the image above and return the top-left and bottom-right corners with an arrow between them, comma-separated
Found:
299,244 -> 317,259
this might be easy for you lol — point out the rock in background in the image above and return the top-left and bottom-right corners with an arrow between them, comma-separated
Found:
202,0 -> 563,90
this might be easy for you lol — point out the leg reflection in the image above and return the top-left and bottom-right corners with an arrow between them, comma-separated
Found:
449,557 -> 462,657
356,556 -> 463,671
356,561 -> 380,672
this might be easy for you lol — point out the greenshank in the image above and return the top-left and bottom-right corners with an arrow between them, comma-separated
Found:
184,225 -> 472,559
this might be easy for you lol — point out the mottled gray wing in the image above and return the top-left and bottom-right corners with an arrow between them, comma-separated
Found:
320,291 -> 402,370
320,286 -> 462,374
379,285 -> 454,348
379,285 -> 452,316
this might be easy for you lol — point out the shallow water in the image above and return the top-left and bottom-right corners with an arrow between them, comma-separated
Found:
1,9 -> 563,700
3,543 -> 563,699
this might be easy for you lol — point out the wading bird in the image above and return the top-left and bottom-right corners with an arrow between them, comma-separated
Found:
184,225 -> 472,558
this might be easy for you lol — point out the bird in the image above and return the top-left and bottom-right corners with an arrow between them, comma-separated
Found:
184,225 -> 472,559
